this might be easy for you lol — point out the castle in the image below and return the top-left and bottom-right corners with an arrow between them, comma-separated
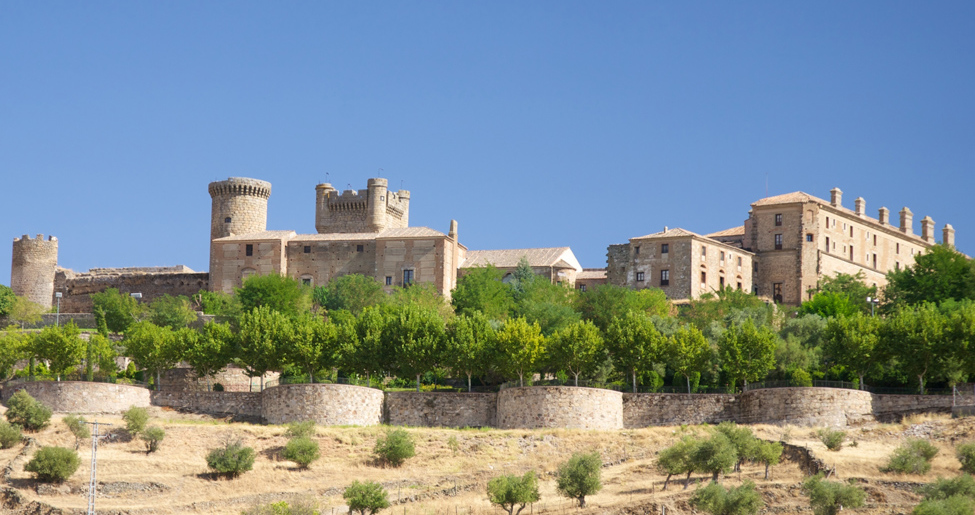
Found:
9,179 -> 957,311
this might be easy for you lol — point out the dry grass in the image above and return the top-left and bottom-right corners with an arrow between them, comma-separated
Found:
3,408 -> 974,514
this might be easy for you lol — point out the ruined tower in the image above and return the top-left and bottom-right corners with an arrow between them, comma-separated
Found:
208,177 -> 271,273
315,178 -> 410,233
11,234 -> 58,308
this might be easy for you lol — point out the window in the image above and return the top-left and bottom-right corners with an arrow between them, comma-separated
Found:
772,283 -> 783,304
634,245 -> 640,255
896,261 -> 900,270
701,246 -> 707,260
826,237 -> 830,252
774,234 -> 783,250
403,269 -> 414,285
225,217 -> 232,223
245,244 -> 253,257
873,235 -> 877,246
636,272 -> 645,282
720,251 -> 725,262
850,226 -> 854,237
737,257 -> 742,266
303,245 -> 311,254
850,245 -> 854,261
896,243 -> 900,254
737,281 -> 742,290
806,233 -> 813,242
660,270 -> 669,286
774,213 -> 782,226
873,254 -> 877,269
356,244 -> 364,252
661,243 -> 669,254
385,276 -> 392,286
719,276 -> 725,288
301,278 -> 312,287
700,271 -> 707,285
826,216 -> 830,228
843,223 -> 847,231
579,284 -> 587,292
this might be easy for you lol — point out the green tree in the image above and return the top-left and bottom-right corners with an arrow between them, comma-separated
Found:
885,244 -> 975,307
718,319 -> 776,390
799,291 -> 860,319
343,480 -> 390,515
140,426 -> 165,454
148,294 -> 198,329
206,438 -> 255,478
91,288 -> 143,333
605,311 -> 665,393
285,314 -> 341,383
283,436 -> 320,469
690,480 -> 763,515
385,305 -> 446,391
657,435 -> 700,490
313,274 -> 387,315
913,496 -> 975,515
802,272 -> 878,316
84,332 -> 118,381
917,473 -> 975,502
512,278 -> 579,336
451,265 -> 514,320
556,451 -> 602,507
681,287 -> 771,331
882,439 -> 940,474
446,311 -> 495,392
666,324 -> 712,393
123,321 -> 182,390
236,306 -> 292,389
547,320 -> 604,386
957,443 -> 975,474
62,415 -> 89,450
495,317 -> 546,387
193,289 -> 241,317
692,432 -> 738,482
24,446 -> 80,483
184,322 -> 233,390
388,282 -> 454,320
4,390 -> 52,431
344,307 -> 389,387
881,303 -> 950,393
487,471 -> 541,515
714,422 -> 757,473
0,284 -> 15,317
0,328 -> 28,380
373,428 -> 415,467
575,284 -> 670,332
802,474 -> 866,515
236,273 -> 311,318
823,313 -> 881,389
122,406 -> 149,434
8,296 -> 44,329
752,440 -> 783,480
32,322 -> 86,381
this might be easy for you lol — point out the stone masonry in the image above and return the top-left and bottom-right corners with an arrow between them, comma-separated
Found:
497,387 -> 623,430
2,381 -> 150,414
10,234 -> 58,309
261,383 -> 384,426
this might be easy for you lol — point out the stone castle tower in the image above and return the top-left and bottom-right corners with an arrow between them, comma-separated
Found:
208,177 -> 272,273
11,234 -> 58,308
315,177 -> 410,233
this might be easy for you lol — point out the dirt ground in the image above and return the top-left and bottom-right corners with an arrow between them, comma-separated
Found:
2,406 -> 973,515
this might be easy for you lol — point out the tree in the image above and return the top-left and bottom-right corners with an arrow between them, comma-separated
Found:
236,306 -> 292,390
344,480 -> 390,515
123,321 -> 182,390
32,322 -> 85,380
193,289 -> 241,317
451,265 -> 514,320
0,284 -> 15,317
681,287 -> 771,331
206,438 -> 255,478
344,307 -> 389,387
285,314 -> 341,383
657,435 -> 700,490
885,244 -> 975,307
84,332 -> 118,381
881,303 -> 950,394
373,428 -> 415,467
283,436 -> 320,469
718,319 -> 776,390
91,288 -> 143,333
799,291 -> 860,319
690,480 -> 763,515
385,304 -> 446,391
236,273 -> 311,318
148,294 -> 198,329
547,320 -> 604,386
4,390 -> 52,431
575,284 -> 669,332
140,426 -> 165,454
446,311 -> 495,392
752,440 -> 783,480
605,311 -> 665,393
802,474 -> 866,515
8,296 -> 44,329
714,422 -> 757,473
313,274 -> 387,315
388,282 -> 454,320
556,451 -> 602,507
823,313 -> 881,389
802,272 -> 878,316
666,324 -> 712,393
495,317 -> 546,387
692,432 -> 738,482
63,415 -> 89,450
487,471 -> 540,515
511,277 -> 580,336
0,328 -> 27,380
24,446 -> 80,483
184,322 -> 233,390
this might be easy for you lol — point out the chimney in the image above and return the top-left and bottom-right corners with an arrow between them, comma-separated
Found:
944,224 -> 956,248
899,207 -> 913,235
448,219 -> 458,240
878,207 -> 889,226
830,187 -> 843,208
854,197 -> 865,217
920,216 -> 936,243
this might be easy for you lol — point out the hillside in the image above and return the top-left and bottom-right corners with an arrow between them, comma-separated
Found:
2,404 -> 973,515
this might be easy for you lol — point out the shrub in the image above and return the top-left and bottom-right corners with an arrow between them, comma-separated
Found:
242,499 -> 320,515
692,433 -> 739,482
140,426 -> 165,454
913,496 -> 975,515
344,480 -> 390,515
24,446 -> 81,483
122,406 -> 149,435
690,480 -> 763,515
447,435 -> 459,455
917,474 -> 975,501
556,451 -> 602,507
0,421 -> 23,449
213,382 -> 225,392
5,390 -> 52,431
487,471 -> 541,515
206,438 -> 256,478
373,428 -> 415,467
956,443 -> 975,474
283,436 -> 320,469
802,474 -> 866,515
883,439 -> 940,475
817,428 -> 846,452
284,420 -> 316,439
63,415 -> 89,449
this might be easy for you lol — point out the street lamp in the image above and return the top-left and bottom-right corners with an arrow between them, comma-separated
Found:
866,296 -> 879,317
55,292 -> 62,326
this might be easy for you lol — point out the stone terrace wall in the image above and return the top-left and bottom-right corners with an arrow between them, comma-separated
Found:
498,387 -> 622,430
160,366 -> 278,393
386,392 -> 497,428
622,393 -> 739,428
151,391 -> 261,418
2,381 -> 150,414
872,394 -> 952,422
739,387 -> 874,427
262,384 -> 384,426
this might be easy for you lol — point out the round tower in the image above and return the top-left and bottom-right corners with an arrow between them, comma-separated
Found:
366,177 -> 389,232
11,234 -> 58,309
208,177 -> 271,273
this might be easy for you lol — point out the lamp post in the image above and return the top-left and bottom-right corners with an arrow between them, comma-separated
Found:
55,292 -> 62,326
866,296 -> 879,317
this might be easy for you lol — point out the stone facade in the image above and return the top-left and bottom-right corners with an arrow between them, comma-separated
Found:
622,393 -> 739,428
1,381 -> 150,414
150,390 -> 262,418
53,266 -> 208,313
497,387 -> 623,430
315,178 -> 410,234
209,177 -> 271,278
261,383 -> 384,426
739,387 -> 874,427
10,234 -> 58,309
872,394 -> 953,422
385,392 -> 497,428
160,366 -> 277,393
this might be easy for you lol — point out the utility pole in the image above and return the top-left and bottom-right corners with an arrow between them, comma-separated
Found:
87,421 -> 112,515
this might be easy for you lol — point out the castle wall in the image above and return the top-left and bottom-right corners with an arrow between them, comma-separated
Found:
385,392 -> 497,428
622,393 -> 739,428
315,179 -> 411,234
209,178 -> 271,276
497,387 -> 623,430
286,237 -> 378,289
605,244 -> 629,286
54,269 -> 209,312
871,394 -> 953,422
11,235 -> 58,308
210,238 -> 287,293
377,238 -> 445,291
2,381 -> 150,414
261,383 -> 384,426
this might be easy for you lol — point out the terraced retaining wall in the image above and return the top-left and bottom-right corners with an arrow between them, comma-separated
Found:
261,383 -> 384,426
385,392 -> 497,428
1,381 -> 150,414
497,386 -> 623,429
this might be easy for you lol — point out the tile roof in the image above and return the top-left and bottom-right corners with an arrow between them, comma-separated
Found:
706,226 -> 745,238
632,227 -> 701,240
376,227 -> 447,239
214,230 -> 297,242
750,191 -> 822,207
576,269 -> 607,280
462,247 -> 582,271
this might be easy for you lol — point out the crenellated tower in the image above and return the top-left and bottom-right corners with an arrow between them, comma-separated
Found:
11,234 -> 58,308
315,178 -> 410,233
208,177 -> 271,273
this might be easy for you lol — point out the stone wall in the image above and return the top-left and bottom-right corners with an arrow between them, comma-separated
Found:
386,392 -> 497,428
739,387 -> 874,427
622,393 -> 739,428
261,384 -> 384,426
497,387 -> 622,430
10,235 -> 58,309
150,391 -> 262,418
871,394 -> 953,422
54,269 -> 209,313
2,381 -> 150,414
160,366 -> 277,393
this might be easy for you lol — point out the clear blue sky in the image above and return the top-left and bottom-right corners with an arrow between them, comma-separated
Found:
2,2 -> 973,286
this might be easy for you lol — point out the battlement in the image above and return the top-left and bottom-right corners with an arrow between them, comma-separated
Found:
208,177 -> 272,199
13,234 -> 58,244
315,178 -> 410,234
